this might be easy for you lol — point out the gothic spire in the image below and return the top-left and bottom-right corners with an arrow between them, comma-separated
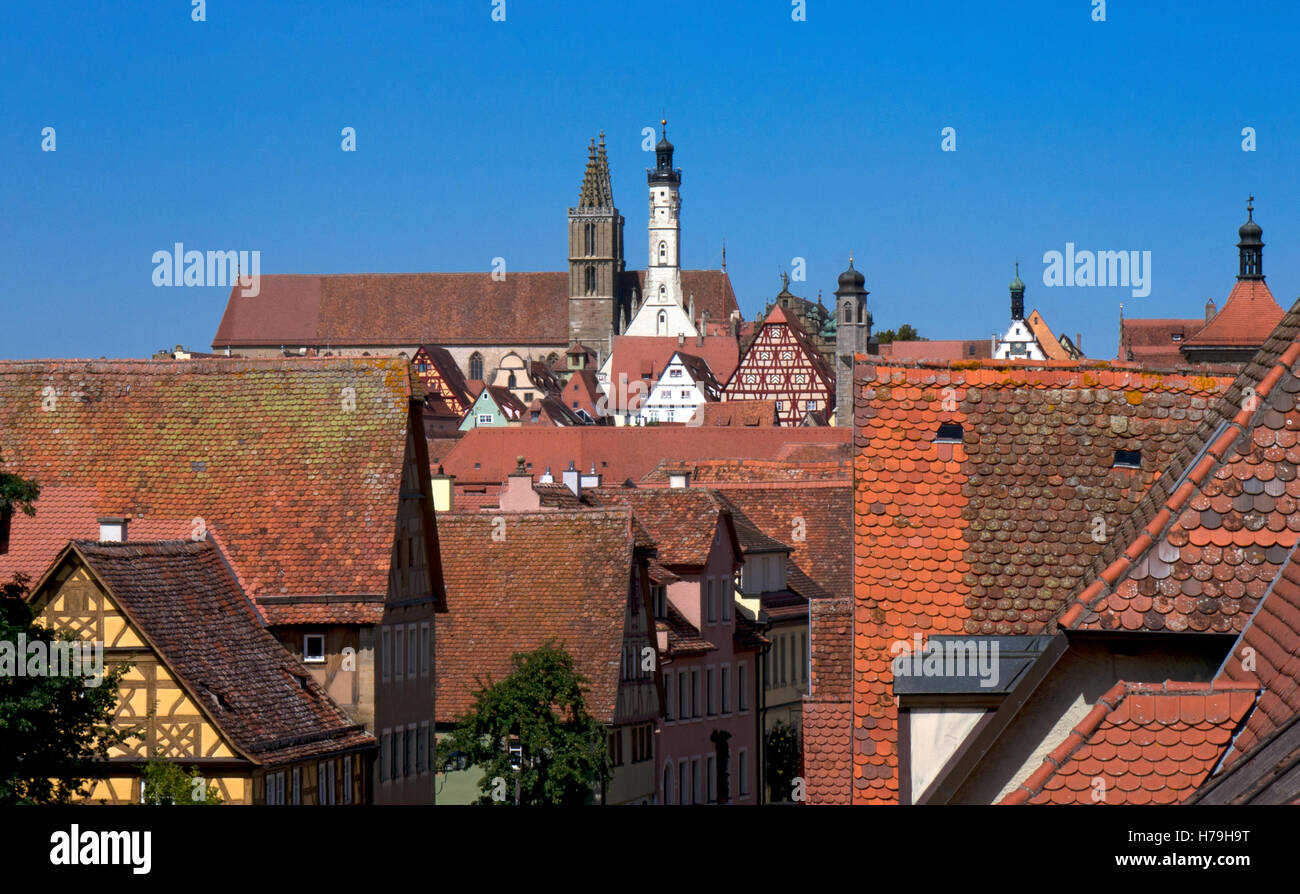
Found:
578,133 -> 614,209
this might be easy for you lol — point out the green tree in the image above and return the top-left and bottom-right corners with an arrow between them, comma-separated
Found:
139,750 -> 222,805
875,324 -> 924,344
436,642 -> 610,805
765,720 -> 802,803
0,462 -> 136,804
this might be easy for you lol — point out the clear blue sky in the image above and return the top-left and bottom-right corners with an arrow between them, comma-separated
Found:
2,0 -> 1297,360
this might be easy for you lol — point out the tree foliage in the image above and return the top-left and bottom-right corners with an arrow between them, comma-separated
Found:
436,642 -> 610,805
765,720 -> 802,803
875,324 -> 923,344
139,751 -> 222,805
0,464 -> 136,804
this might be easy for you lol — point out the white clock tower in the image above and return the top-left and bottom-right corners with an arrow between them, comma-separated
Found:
643,119 -> 683,312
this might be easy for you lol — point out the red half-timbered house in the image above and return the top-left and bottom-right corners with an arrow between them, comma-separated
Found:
722,304 -> 835,426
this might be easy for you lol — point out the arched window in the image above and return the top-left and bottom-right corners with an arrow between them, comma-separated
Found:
657,310 -> 667,336
585,222 -> 594,256
844,302 -> 852,323
468,352 -> 483,381
507,372 -> 517,389
658,241 -> 667,262
585,265 -> 596,295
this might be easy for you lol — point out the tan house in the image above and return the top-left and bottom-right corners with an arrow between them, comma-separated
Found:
28,540 -> 374,804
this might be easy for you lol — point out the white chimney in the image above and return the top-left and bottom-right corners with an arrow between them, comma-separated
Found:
669,472 -> 690,489
580,463 -> 601,490
539,466 -> 555,484
98,517 -> 128,542
562,461 -> 582,497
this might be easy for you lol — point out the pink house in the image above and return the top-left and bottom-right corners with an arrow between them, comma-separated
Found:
586,485 -> 764,804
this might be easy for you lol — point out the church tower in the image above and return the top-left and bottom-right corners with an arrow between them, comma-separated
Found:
643,119 -> 684,311
568,132 -> 625,359
833,256 -> 872,427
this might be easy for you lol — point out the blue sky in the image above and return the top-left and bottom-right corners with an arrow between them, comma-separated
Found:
2,0 -> 1297,360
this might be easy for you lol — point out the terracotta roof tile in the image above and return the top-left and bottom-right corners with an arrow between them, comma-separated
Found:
1003,681 -> 1257,804
214,271 -> 738,348
0,358 -> 432,623
434,509 -> 640,724
843,359 -> 1234,803
1184,280 -> 1285,347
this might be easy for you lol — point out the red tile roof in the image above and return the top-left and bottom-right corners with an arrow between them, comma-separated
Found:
1119,318 -> 1205,368
432,425 -> 851,487
583,487 -> 741,570
1024,310 -> 1075,361
44,540 -> 374,766
690,400 -> 778,427
433,509 -> 642,724
844,360 -> 1234,803
879,340 -> 991,362
213,271 -> 738,349
1184,279 -> 1284,347
1003,681 -> 1257,805
1058,310 -> 1300,635
642,457 -> 850,484
0,358 -> 435,624
0,485 -> 191,584
1216,543 -> 1300,764
658,604 -> 717,656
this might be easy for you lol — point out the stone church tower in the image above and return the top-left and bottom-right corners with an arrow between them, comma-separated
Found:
833,257 -> 872,427
568,132 -> 626,358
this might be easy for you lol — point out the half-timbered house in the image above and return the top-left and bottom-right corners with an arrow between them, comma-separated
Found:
723,304 -> 835,426
28,540 -> 375,804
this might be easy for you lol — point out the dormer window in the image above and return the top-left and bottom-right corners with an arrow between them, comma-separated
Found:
98,517 -> 128,542
935,423 -> 963,443
1171,333 -> 1183,342
1113,449 -> 1142,469
303,634 -> 326,664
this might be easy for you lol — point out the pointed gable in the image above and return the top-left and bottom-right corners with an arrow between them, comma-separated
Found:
32,540 -> 374,767
412,345 -> 474,415
1183,279 -> 1285,348
723,303 -> 835,425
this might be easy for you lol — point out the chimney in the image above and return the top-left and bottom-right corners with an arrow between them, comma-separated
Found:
669,470 -> 691,489
697,327 -> 705,347
500,456 -> 541,511
539,466 -> 555,484
1076,332 -> 1083,354
580,463 -> 602,490
677,332 -> 685,347
98,517 -> 128,543
562,460 -> 582,497
689,291 -> 696,320
1205,298 -> 1217,323
431,465 -> 455,512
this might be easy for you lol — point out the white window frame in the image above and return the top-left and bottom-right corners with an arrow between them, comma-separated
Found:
477,412 -> 494,425
303,633 -> 326,664
691,669 -> 700,718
